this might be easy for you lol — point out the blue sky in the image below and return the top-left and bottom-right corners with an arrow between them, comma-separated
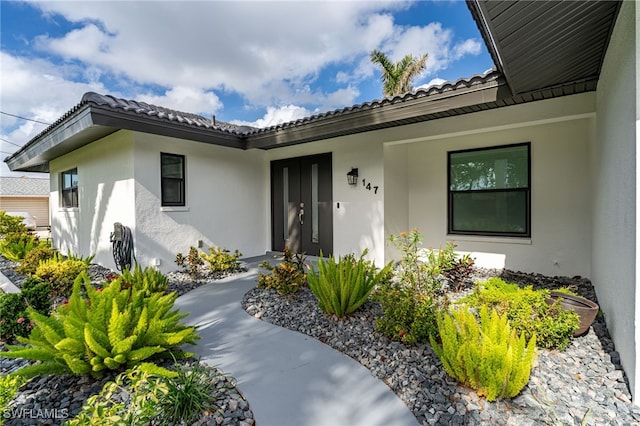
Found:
0,0 -> 493,175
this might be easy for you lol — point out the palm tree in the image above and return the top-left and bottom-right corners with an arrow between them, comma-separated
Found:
370,49 -> 429,97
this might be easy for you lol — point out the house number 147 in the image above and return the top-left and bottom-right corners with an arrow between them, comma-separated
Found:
362,179 -> 379,194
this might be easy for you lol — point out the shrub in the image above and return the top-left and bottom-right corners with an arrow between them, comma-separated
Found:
443,253 -> 475,292
0,211 -> 27,236
457,278 -> 580,350
307,250 -> 392,318
0,279 -> 52,341
0,232 -> 42,262
375,229 -> 454,343
201,247 -> 242,273
257,247 -> 307,295
3,273 -> 200,378
175,247 -> 204,278
430,305 -> 537,401
118,264 -> 169,295
33,254 -> 90,298
16,246 -> 56,275
0,374 -> 27,426
66,363 -> 176,425
374,285 -> 442,344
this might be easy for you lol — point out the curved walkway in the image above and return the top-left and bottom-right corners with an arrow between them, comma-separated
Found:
174,255 -> 419,426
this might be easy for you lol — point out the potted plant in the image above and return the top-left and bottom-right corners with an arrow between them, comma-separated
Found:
547,290 -> 599,337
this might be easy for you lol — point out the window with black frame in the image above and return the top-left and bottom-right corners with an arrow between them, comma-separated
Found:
61,168 -> 78,208
448,143 -> 530,237
161,153 -> 185,206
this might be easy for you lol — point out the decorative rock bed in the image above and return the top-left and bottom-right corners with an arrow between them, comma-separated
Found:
242,269 -> 640,425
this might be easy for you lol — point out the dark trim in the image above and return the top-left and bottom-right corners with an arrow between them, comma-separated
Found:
60,167 -> 79,208
160,153 -> 186,207
447,142 -> 531,238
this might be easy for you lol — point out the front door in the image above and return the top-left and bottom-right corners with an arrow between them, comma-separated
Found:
271,153 -> 332,256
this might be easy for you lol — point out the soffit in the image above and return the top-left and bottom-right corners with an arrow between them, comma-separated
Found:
467,0 -> 621,96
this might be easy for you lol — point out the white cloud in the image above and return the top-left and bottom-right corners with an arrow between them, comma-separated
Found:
137,87 -> 223,116
0,52 -> 108,146
232,105 -> 312,129
416,78 -> 447,90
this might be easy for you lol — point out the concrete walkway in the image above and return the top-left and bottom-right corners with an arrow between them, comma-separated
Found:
174,255 -> 419,426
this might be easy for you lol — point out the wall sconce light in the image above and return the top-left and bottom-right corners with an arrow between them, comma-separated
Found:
347,168 -> 358,185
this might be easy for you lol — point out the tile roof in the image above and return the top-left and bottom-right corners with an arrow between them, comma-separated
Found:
0,177 -> 49,197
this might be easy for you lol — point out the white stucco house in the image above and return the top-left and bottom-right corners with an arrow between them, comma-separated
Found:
4,0 -> 638,401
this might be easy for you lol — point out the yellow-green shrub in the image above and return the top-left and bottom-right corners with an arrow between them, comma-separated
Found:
0,374 -> 27,426
0,232 -> 43,262
34,256 -> 89,297
16,246 -> 56,275
430,306 -> 537,401
456,278 -> 580,350
201,247 -> 242,272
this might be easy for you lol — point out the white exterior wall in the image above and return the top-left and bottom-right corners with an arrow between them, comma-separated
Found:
132,133 -> 269,272
592,0 -> 638,399
378,93 -> 596,277
50,132 -> 135,269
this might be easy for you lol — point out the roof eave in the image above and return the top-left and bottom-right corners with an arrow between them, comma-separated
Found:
246,77 -> 508,149
5,105 -> 247,172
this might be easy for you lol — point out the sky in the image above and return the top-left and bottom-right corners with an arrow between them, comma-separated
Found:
0,0 -> 494,177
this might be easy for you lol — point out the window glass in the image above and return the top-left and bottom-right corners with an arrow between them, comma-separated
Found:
61,168 -> 78,208
161,153 -> 185,206
448,143 -> 530,237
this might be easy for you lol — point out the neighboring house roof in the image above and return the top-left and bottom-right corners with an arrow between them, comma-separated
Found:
4,0 -> 622,172
0,177 -> 49,197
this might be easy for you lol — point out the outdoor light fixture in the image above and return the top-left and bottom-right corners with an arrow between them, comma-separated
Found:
347,168 -> 358,185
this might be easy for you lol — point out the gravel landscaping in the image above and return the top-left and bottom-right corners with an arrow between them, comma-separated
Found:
242,269 -> 640,426
0,258 -> 254,426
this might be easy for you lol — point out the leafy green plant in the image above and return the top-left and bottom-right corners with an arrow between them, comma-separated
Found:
156,361 -> 215,425
0,374 -> 27,426
373,284 -> 442,343
201,247 -> 242,273
16,246 -> 57,275
257,247 -> 307,295
33,255 -> 90,298
430,305 -> 537,401
118,264 -> 169,295
65,363 -> 176,425
457,278 -> 580,350
375,229 -> 455,343
3,272 -> 199,378
0,211 -> 27,236
0,232 -> 43,262
0,279 -> 52,341
175,247 -> 204,278
307,250 -> 392,318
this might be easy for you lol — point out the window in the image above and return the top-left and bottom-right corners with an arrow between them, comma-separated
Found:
161,153 -> 185,206
61,168 -> 78,208
448,143 -> 530,237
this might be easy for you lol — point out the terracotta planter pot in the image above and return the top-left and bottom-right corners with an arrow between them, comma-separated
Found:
547,291 -> 599,337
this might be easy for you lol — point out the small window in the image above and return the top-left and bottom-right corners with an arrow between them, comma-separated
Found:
448,143 -> 530,237
61,168 -> 78,208
161,153 -> 185,206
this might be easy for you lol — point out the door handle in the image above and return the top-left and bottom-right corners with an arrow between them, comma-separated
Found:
299,202 -> 304,225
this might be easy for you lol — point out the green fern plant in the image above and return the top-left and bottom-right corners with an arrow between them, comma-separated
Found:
307,250 -> 393,318
430,305 -> 537,401
0,232 -> 43,262
119,264 -> 169,295
3,272 -> 199,378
